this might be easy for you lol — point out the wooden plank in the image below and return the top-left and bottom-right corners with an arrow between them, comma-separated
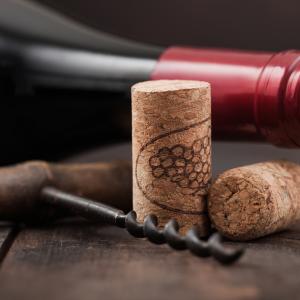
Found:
0,223 -> 17,265
1,221 -> 300,300
0,224 -> 12,245
1,142 -> 300,300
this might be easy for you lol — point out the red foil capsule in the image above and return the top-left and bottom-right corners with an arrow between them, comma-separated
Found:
151,47 -> 300,147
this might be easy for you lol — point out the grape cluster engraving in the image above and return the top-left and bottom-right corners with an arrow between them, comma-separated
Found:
149,135 -> 211,196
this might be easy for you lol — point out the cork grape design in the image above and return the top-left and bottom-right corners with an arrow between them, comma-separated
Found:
149,135 -> 211,196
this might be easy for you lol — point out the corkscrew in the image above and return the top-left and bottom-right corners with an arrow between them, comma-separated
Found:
41,187 -> 244,265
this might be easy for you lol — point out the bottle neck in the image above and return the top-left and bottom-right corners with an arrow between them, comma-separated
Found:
256,50 -> 300,147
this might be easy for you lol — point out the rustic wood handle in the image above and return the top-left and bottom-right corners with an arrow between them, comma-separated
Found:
0,160 -> 132,222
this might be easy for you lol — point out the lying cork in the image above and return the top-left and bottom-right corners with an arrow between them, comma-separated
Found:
132,80 -> 211,235
208,160 -> 300,241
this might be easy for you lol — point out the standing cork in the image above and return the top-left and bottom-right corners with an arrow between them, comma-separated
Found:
132,80 -> 211,235
208,160 -> 300,241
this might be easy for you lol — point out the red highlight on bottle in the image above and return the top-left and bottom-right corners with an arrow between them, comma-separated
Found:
152,47 -> 300,147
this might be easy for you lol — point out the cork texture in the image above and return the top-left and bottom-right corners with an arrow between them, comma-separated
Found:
208,160 -> 300,241
132,80 -> 211,234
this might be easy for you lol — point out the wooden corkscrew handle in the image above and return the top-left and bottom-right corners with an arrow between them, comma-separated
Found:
0,160 -> 132,222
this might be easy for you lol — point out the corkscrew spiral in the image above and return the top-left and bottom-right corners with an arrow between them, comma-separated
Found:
42,187 -> 244,265
117,210 -> 244,265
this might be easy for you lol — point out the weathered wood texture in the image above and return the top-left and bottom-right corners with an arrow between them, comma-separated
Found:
0,223 -> 17,265
0,143 -> 300,300
0,222 -> 300,300
0,225 -> 13,247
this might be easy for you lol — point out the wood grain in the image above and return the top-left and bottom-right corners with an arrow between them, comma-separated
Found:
1,143 -> 300,300
0,223 -> 18,265
1,221 -> 300,300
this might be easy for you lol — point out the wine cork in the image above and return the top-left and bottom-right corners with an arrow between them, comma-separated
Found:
132,80 -> 211,235
208,160 -> 300,241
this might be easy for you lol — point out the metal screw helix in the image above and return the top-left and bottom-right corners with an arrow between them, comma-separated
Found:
42,187 -> 244,265
116,211 -> 244,265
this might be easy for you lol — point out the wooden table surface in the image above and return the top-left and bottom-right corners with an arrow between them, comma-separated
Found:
1,142 -> 300,300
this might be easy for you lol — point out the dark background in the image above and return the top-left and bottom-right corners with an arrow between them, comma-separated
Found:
0,0 -> 300,166
34,0 -> 300,51
27,0 -> 300,170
